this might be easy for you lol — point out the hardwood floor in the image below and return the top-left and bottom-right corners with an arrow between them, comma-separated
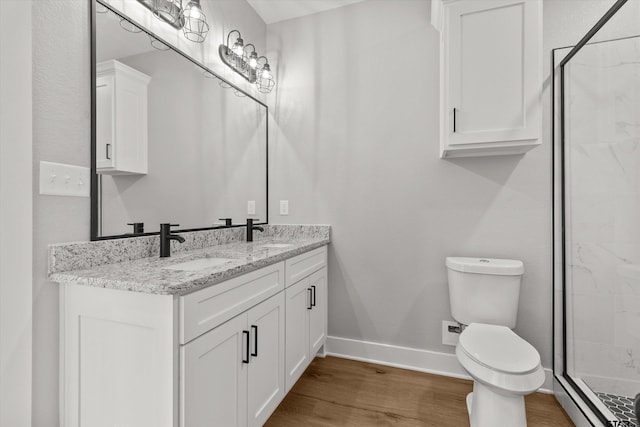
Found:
266,356 -> 574,427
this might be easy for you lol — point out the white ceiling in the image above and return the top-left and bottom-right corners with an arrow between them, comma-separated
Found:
246,0 -> 365,25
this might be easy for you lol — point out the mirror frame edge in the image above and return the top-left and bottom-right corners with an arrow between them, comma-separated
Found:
89,0 -> 269,241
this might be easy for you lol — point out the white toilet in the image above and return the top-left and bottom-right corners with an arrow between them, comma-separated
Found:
446,257 -> 545,427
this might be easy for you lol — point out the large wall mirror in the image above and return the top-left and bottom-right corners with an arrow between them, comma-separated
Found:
91,0 -> 268,240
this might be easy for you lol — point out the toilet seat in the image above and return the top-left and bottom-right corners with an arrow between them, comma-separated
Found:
456,323 -> 545,395
459,323 -> 540,374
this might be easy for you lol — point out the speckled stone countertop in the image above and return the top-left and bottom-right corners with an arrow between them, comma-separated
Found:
49,225 -> 330,296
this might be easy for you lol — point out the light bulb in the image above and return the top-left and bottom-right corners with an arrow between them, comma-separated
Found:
261,67 -> 272,80
249,53 -> 258,69
233,37 -> 244,57
185,2 -> 203,20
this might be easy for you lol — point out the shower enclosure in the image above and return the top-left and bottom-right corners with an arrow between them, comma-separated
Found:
554,0 -> 640,425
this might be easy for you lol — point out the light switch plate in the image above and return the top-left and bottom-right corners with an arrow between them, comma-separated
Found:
247,200 -> 256,215
39,161 -> 90,197
280,200 -> 289,215
442,320 -> 460,346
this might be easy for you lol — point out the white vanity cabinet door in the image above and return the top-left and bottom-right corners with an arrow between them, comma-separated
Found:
440,0 -> 542,158
284,266 -> 328,393
285,277 -> 311,392
247,292 -> 285,427
181,291 -> 286,427
308,268 -> 327,357
181,314 -> 248,427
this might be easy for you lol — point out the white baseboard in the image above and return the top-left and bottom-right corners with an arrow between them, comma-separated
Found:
325,336 -> 554,393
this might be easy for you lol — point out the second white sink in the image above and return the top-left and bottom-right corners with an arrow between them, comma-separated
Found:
162,258 -> 235,272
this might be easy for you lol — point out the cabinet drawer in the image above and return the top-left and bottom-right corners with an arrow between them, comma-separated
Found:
285,246 -> 327,287
180,262 -> 284,344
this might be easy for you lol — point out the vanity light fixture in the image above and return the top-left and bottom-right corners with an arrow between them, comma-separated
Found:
182,0 -> 210,43
219,30 -> 276,93
135,0 -> 209,42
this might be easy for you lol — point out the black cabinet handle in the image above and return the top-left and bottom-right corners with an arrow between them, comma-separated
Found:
242,330 -> 250,364
311,285 -> 316,307
251,325 -> 258,357
106,143 -> 112,160
307,288 -> 313,310
453,108 -> 457,133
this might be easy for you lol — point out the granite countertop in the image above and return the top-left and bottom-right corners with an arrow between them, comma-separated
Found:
49,234 -> 330,296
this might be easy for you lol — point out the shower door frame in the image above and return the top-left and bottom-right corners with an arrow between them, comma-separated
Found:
552,0 -> 633,425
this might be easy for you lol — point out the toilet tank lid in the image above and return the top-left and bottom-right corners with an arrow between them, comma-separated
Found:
446,257 -> 524,276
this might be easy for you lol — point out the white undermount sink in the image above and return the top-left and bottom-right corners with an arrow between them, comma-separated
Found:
162,258 -> 235,272
260,243 -> 294,249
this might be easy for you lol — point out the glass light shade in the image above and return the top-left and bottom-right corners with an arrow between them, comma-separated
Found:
152,0 -> 183,25
248,52 -> 258,69
256,64 -> 275,93
232,38 -> 244,56
183,0 -> 210,43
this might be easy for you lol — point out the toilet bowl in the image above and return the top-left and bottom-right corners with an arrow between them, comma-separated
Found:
456,323 -> 545,427
446,257 -> 544,427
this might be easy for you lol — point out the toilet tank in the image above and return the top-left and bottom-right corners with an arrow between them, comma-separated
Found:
446,257 -> 524,329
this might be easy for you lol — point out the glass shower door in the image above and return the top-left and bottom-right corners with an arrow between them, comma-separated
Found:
557,2 -> 640,424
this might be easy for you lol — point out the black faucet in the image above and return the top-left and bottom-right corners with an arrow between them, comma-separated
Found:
127,222 -> 144,234
159,223 -> 185,258
218,218 -> 233,227
246,218 -> 264,242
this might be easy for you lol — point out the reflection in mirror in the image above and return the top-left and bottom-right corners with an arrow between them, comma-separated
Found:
93,1 -> 267,239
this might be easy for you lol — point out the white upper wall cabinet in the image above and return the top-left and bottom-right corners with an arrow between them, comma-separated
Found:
440,0 -> 542,158
96,60 -> 150,174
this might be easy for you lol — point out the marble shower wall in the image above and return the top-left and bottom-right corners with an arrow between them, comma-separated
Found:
565,36 -> 640,397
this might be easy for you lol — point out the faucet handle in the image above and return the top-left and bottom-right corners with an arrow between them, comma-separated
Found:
127,222 -> 144,234
218,218 -> 233,227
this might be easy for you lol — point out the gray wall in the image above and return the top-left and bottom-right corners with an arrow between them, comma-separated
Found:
32,2 -> 91,425
1,1 -> 33,425
31,0 -> 266,424
265,0 -> 623,371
